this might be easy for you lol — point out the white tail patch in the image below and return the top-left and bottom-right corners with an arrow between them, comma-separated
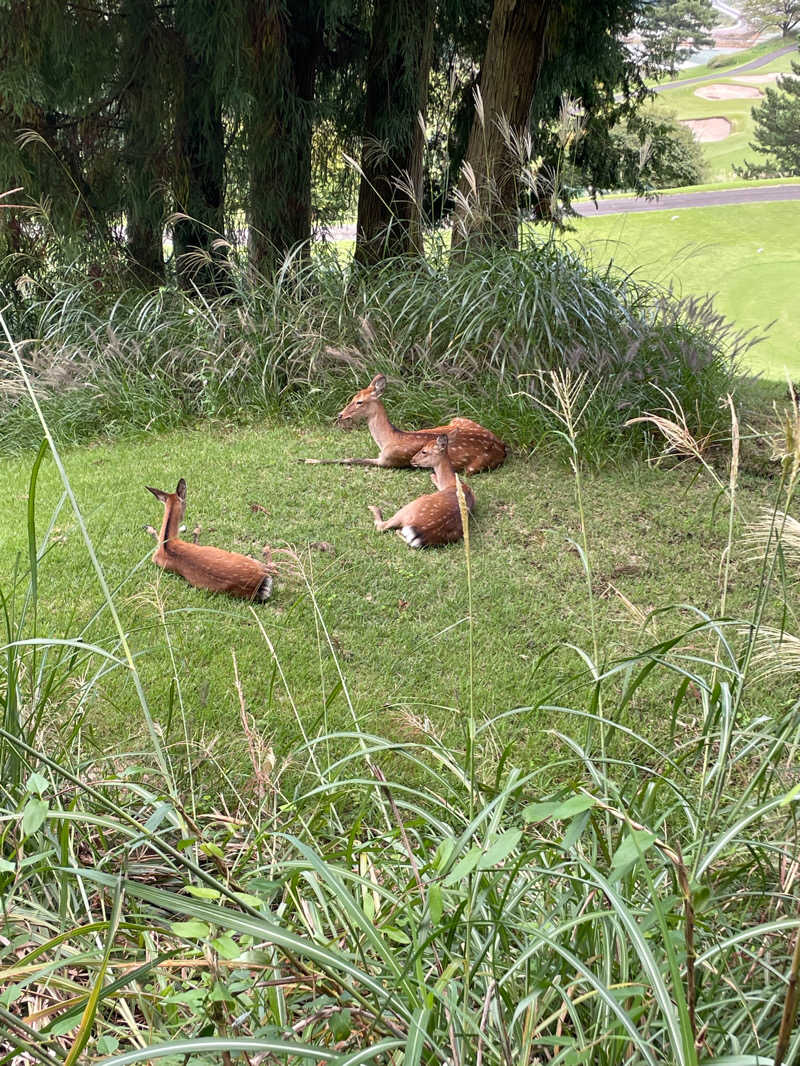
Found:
401,525 -> 424,548
256,575 -> 274,601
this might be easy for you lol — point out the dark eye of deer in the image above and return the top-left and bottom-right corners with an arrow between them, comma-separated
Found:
357,400 -> 363,404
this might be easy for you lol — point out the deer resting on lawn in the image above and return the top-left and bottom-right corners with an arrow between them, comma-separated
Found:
145,478 -> 273,601
303,374 -> 507,475
368,434 -> 474,548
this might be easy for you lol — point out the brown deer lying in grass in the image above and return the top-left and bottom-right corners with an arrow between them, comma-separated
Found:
303,374 -> 507,475
145,479 -> 273,601
368,434 -> 474,548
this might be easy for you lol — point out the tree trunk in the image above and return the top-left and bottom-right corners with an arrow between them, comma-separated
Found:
121,0 -> 165,284
451,0 -> 554,257
353,0 -> 435,267
173,4 -> 226,294
247,1 -> 321,276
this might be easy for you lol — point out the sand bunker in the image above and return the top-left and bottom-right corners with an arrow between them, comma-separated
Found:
681,116 -> 733,142
733,73 -> 780,85
694,82 -> 763,100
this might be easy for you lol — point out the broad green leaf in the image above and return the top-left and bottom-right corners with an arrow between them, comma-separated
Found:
434,837 -> 456,870
552,794 -> 596,820
170,920 -> 210,939
610,830 -> 658,881
26,772 -> 48,796
477,828 -> 522,869
329,1008 -> 352,1042
209,980 -> 235,1004
232,891 -> 264,907
443,845 -> 481,885
21,797 -> 49,836
522,800 -> 560,822
185,885 -> 220,900
382,926 -> 410,945
428,884 -> 443,926
211,935 -> 241,960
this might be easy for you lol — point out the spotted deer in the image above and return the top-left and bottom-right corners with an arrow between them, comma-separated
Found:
145,479 -> 273,601
302,374 -> 507,474
368,434 -> 475,548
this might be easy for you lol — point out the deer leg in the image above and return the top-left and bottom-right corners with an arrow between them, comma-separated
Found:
300,457 -> 388,467
144,524 -> 159,540
368,504 -> 405,532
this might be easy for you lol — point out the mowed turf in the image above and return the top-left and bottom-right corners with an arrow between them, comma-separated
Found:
0,417 -> 785,778
568,200 -> 800,380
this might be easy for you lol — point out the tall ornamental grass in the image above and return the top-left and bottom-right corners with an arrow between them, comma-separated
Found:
0,239 -> 755,460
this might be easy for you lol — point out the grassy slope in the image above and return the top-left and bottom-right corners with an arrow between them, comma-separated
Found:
0,416 -> 783,778
567,200 -> 800,379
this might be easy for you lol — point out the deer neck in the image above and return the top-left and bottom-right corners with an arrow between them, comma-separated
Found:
431,455 -> 457,492
159,502 -> 183,549
366,402 -> 399,450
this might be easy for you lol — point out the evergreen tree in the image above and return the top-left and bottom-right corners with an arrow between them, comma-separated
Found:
451,0 -> 555,254
353,0 -> 435,266
245,0 -> 324,274
0,1 -> 122,267
749,52 -> 800,173
742,0 -> 800,37
120,0 -> 169,283
637,0 -> 718,75
172,0 -> 233,293
451,0 -> 649,251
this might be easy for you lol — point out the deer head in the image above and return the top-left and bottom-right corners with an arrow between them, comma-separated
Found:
410,434 -> 449,469
146,478 -> 187,525
337,374 -> 387,426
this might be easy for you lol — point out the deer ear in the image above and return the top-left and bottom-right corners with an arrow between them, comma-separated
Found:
146,485 -> 168,503
176,478 -> 187,501
371,374 -> 387,396
436,434 -> 448,450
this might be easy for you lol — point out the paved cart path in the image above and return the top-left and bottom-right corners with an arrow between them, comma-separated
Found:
654,42 -> 796,92
574,183 -> 800,215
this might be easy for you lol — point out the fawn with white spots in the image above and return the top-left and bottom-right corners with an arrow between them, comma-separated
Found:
303,373 -> 507,474
368,434 -> 475,548
145,479 -> 273,601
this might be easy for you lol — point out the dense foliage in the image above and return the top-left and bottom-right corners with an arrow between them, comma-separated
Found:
742,0 -> 800,37
0,0 -> 717,287
636,0 -> 717,71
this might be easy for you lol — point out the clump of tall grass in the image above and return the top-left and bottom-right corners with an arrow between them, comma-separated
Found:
0,235 -> 753,460
3,344 -> 800,1064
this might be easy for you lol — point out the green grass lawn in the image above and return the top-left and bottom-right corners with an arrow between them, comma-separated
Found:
0,414 -> 787,782
568,200 -> 800,379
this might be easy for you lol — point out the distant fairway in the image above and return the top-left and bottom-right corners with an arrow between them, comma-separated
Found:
568,199 -> 800,380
